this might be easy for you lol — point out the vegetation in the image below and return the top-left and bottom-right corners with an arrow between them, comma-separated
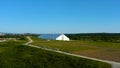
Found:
0,33 -> 39,40
0,34 -> 26,40
32,36 -> 120,62
0,37 -> 111,68
66,33 -> 120,43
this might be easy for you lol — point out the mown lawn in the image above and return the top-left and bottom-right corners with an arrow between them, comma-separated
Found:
31,37 -> 120,62
0,40 -> 111,68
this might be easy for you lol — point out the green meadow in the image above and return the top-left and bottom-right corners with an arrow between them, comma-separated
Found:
32,36 -> 120,62
0,38 -> 111,68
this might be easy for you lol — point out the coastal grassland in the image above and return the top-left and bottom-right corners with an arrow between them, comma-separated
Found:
31,36 -> 120,62
0,38 -> 111,68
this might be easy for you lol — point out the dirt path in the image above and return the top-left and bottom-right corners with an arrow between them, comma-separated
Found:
25,36 -> 33,45
26,36 -> 120,68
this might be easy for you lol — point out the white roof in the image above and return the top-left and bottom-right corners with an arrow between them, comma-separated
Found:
56,34 -> 70,41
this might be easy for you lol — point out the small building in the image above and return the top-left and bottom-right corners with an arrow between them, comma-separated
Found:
39,34 -> 70,41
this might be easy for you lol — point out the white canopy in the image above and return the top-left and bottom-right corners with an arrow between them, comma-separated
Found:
56,34 -> 70,41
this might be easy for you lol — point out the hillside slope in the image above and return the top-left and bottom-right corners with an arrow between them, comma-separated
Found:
0,41 -> 111,68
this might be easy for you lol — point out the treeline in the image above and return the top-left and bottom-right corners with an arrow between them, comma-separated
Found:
0,34 -> 25,40
0,33 -> 39,40
67,33 -> 120,43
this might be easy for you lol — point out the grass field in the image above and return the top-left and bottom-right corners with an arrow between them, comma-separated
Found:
32,37 -> 120,62
0,38 -> 111,68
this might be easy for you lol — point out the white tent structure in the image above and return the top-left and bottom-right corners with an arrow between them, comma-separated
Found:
56,34 -> 70,41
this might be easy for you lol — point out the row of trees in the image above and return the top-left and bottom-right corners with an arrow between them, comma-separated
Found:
0,33 -> 39,40
67,33 -> 120,43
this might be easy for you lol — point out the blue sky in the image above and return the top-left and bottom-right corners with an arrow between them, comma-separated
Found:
0,0 -> 120,33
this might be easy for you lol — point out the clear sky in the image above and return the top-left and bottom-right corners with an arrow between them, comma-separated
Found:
0,0 -> 120,33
